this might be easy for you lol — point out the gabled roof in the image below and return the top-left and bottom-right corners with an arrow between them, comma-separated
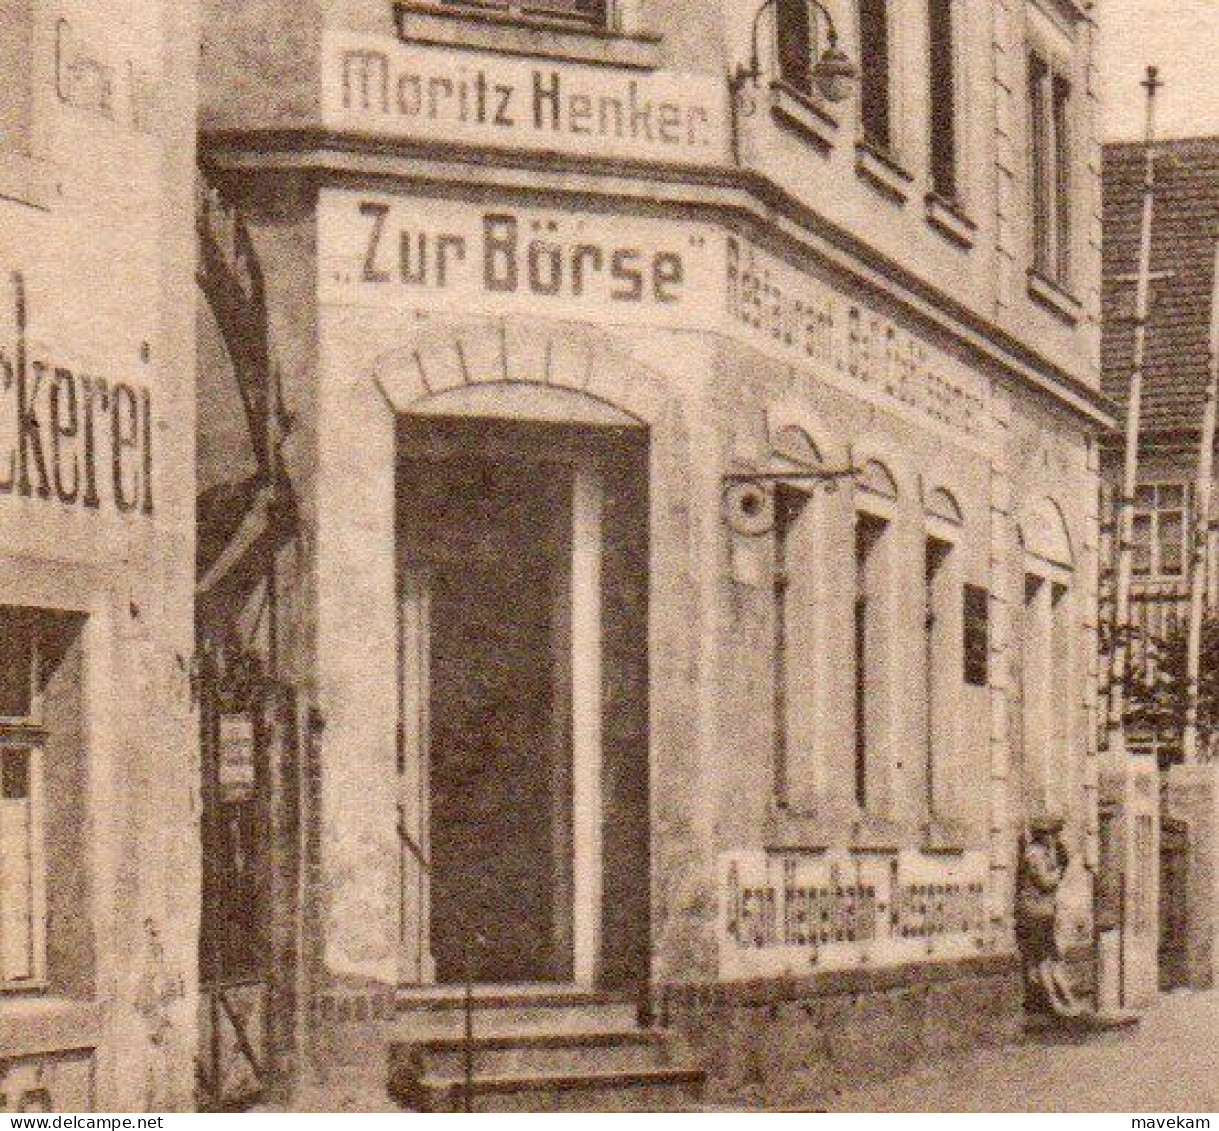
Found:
1103,136 -> 1219,436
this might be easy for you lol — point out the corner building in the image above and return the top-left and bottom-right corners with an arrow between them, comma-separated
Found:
0,0 -> 199,1113
200,0 -> 1111,1108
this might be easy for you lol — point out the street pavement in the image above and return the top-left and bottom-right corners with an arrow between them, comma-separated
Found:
260,990 -> 1219,1112
830,989 -> 1219,1112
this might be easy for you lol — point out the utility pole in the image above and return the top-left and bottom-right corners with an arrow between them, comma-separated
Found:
1105,66 -> 1163,753
1182,243 -> 1219,763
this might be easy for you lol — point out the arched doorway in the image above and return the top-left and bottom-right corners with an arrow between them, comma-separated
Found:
392,388 -> 651,992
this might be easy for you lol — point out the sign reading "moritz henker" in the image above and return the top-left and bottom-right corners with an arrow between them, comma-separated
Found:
323,31 -> 727,166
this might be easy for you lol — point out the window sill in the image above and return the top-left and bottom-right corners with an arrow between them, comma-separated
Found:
392,3 -> 663,69
1052,0 -> 1092,23
1027,267 -> 1082,325
0,153 -> 54,213
925,193 -> 976,249
1132,574 -> 1188,587
764,801 -> 903,852
921,817 -> 969,855
770,80 -> 838,155
0,996 -> 102,1059
855,141 -> 913,205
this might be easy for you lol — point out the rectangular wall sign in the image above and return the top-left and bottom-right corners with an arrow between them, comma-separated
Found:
323,30 -> 730,167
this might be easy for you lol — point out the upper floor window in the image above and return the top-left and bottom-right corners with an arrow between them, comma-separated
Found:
927,0 -> 957,201
0,0 -> 33,156
776,0 -> 816,96
857,0 -> 892,152
1133,483 -> 1188,579
1029,51 -> 1073,284
435,0 -> 607,26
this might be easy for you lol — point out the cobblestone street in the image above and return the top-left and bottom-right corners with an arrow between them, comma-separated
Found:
831,991 -> 1219,1112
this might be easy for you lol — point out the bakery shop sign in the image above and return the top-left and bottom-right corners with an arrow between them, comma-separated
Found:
0,274 -> 153,516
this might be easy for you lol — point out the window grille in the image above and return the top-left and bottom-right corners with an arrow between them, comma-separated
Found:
434,0 -> 607,27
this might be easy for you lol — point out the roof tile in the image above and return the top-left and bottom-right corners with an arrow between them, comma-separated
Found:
1104,136 -> 1219,434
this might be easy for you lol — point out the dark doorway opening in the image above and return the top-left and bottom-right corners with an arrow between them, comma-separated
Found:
398,416 -> 649,989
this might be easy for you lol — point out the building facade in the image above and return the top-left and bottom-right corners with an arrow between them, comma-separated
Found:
199,0 -> 1110,1108
0,0 -> 199,1113
1100,136 -> 1219,997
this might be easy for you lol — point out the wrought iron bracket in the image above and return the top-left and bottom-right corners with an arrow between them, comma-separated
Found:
722,466 -> 859,536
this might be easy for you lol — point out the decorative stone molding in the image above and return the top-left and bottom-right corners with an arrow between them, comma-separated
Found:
370,318 -> 673,426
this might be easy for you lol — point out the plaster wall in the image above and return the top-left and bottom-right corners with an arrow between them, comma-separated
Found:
0,0 -> 199,1111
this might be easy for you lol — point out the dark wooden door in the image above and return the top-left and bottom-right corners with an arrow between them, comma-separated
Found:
419,459 -> 573,985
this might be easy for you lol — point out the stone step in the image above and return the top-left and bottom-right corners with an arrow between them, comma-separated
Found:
398,1029 -> 670,1078
393,987 -> 640,1039
400,1066 -> 706,1113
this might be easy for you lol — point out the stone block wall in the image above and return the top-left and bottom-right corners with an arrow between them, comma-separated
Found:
664,957 -> 1024,1109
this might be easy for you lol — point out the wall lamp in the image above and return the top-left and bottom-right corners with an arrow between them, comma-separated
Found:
722,466 -> 858,537
732,0 -> 858,104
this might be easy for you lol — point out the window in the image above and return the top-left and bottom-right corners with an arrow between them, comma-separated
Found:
436,0 -> 607,26
963,584 -> 989,687
1050,580 -> 1073,792
854,513 -> 888,807
1052,74 -> 1071,280
776,0 -> 814,95
0,607 -> 44,988
1028,51 -> 1073,283
0,606 -> 86,994
1021,574 -> 1050,803
772,484 -> 808,807
768,424 -> 824,811
924,537 -> 953,813
858,0 -> 892,151
927,0 -> 957,200
1021,569 -> 1074,813
1132,484 -> 1189,579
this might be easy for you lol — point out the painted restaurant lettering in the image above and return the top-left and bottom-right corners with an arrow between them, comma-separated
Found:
0,274 -> 153,516
326,33 -> 725,165
725,236 -> 989,441
323,195 -> 702,320
719,850 -> 988,977
359,204 -> 685,304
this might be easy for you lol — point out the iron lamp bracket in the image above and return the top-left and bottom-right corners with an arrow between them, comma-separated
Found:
722,466 -> 859,536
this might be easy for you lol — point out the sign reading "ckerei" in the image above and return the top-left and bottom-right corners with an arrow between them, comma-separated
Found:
323,31 -> 728,166
0,274 -> 154,518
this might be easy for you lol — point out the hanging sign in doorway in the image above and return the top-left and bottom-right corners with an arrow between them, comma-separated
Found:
218,713 -> 256,800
